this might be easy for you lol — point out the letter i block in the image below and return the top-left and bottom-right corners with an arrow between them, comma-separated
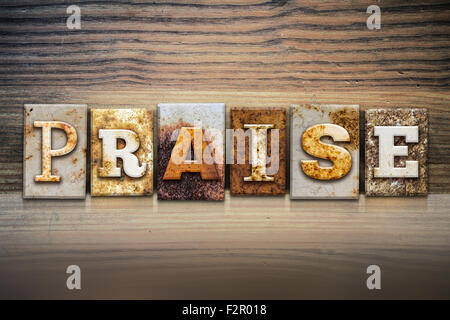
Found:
290,104 -> 360,199
90,108 -> 153,196
365,108 -> 428,196
23,104 -> 87,199
157,103 -> 225,200
230,107 -> 286,195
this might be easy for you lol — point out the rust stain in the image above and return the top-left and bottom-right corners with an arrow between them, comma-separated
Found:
25,124 -> 34,137
90,108 -> 153,196
157,119 -> 225,200
23,104 -> 87,198
301,124 -> 352,180
305,104 -> 320,111
163,127 -> 220,180
65,108 -> 77,116
328,107 -> 359,151
230,107 -> 286,195
74,168 -> 85,180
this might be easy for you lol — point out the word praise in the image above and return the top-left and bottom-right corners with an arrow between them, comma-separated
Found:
23,104 -> 428,200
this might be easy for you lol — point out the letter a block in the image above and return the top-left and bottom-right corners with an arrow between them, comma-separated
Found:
366,108 -> 428,196
290,104 -> 360,199
230,107 -> 286,195
23,104 -> 87,199
157,103 -> 225,200
91,108 -> 153,196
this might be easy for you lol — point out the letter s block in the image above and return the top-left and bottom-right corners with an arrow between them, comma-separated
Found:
290,104 -> 360,199
90,108 -> 153,196
366,108 -> 428,196
23,104 -> 87,199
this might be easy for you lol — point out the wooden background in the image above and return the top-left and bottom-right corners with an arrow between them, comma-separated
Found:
0,0 -> 449,299
0,0 -> 449,193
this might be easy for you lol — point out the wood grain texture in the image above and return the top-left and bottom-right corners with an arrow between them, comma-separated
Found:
0,192 -> 449,299
0,1 -> 449,300
0,0 -> 449,193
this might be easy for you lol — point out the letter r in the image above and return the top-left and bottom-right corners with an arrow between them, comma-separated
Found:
98,129 -> 146,178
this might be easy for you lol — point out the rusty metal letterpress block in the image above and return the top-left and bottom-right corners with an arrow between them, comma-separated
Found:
157,103 -> 225,200
23,104 -> 87,199
91,108 -> 153,196
230,107 -> 286,195
290,104 -> 360,199
366,108 -> 428,196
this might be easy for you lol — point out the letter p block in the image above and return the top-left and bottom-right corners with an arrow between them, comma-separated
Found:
23,104 -> 87,199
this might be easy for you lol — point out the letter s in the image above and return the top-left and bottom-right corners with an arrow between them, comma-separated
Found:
301,123 -> 352,180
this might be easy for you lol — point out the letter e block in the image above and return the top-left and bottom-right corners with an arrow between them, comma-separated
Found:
365,108 -> 428,196
90,108 -> 153,196
230,107 -> 286,195
290,104 -> 360,199
23,104 -> 87,199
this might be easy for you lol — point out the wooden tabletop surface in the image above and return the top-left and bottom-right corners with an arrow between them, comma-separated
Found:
0,192 -> 449,299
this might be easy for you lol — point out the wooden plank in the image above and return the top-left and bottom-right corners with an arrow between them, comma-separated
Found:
0,192 -> 449,299
0,0 -> 448,193
0,0 -> 448,89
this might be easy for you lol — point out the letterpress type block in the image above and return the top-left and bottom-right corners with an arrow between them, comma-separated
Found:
230,107 -> 286,195
366,108 -> 428,196
290,104 -> 360,199
157,103 -> 225,200
23,104 -> 87,199
91,108 -> 153,196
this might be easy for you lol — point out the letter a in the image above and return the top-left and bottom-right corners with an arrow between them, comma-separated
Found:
66,265 -> 81,290
163,127 -> 219,180
366,265 -> 381,290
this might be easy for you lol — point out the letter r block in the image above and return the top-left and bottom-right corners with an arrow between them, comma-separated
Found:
23,104 -> 87,199
290,104 -> 360,199
230,107 -> 286,195
90,108 -> 154,196
365,108 -> 428,196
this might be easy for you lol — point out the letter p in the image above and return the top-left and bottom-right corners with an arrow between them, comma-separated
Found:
34,121 -> 77,182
